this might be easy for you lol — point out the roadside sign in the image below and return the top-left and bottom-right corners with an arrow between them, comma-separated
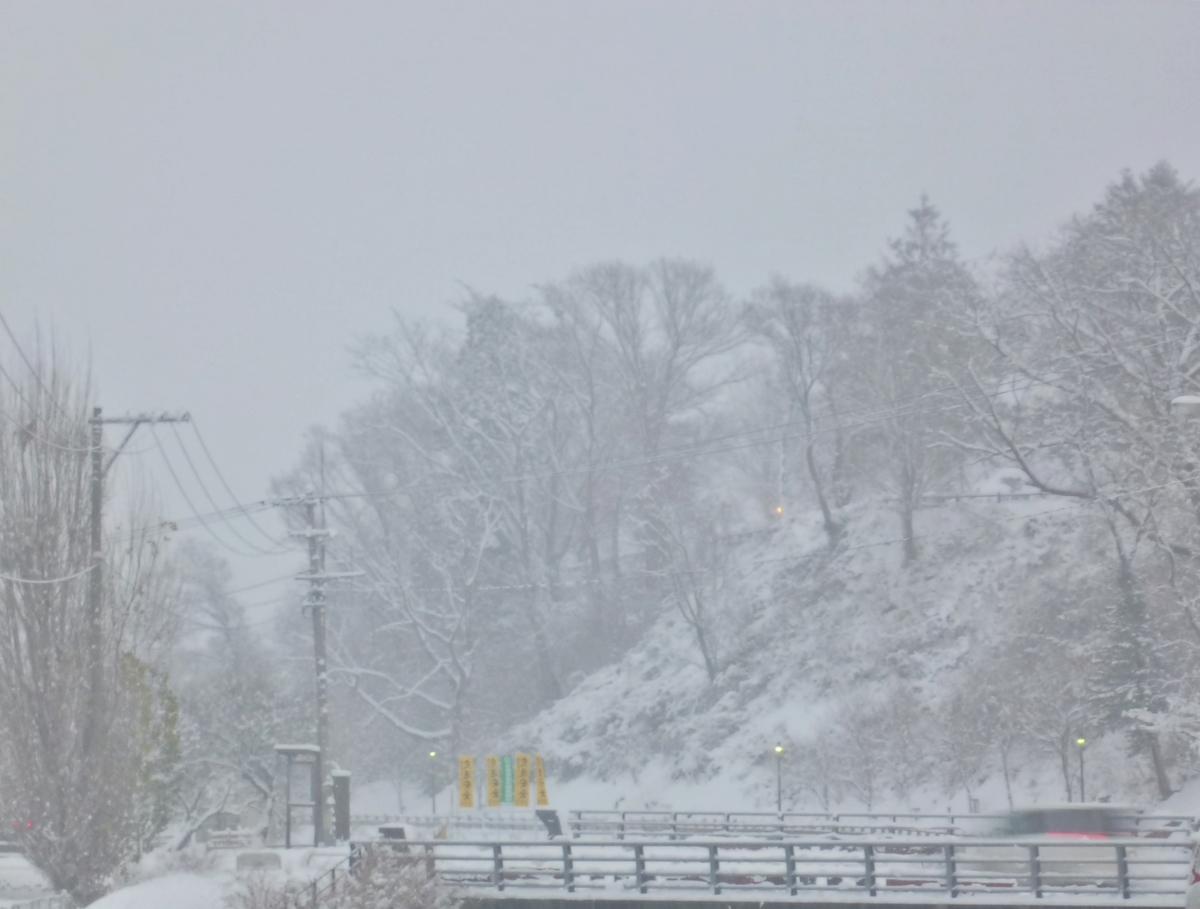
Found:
500,755 -> 514,804
534,753 -> 549,806
514,753 -> 531,807
486,755 -> 501,807
458,756 -> 475,808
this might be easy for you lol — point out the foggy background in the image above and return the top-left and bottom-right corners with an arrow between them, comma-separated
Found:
3,0 -> 1199,603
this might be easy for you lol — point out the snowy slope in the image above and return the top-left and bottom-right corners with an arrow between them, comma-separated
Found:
504,494 -> 1148,811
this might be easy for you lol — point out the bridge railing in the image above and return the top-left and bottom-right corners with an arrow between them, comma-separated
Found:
404,835 -> 1191,902
567,810 -> 1197,840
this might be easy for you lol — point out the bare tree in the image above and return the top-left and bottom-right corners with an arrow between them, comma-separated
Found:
744,281 -> 855,544
0,355 -> 178,904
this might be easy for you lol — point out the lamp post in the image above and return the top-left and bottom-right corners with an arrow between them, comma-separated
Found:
774,745 -> 784,814
1076,738 -> 1086,802
429,750 -> 438,814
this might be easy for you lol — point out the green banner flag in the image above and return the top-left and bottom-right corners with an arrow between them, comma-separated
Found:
500,754 -> 514,804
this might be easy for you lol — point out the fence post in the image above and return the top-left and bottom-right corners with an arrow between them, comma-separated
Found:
493,844 -> 505,892
709,844 -> 721,894
424,844 -> 435,879
635,844 -> 647,894
1028,845 -> 1042,898
863,844 -> 876,896
562,843 -> 575,893
671,812 -> 678,840
1116,844 -> 1130,899
944,844 -> 957,898
618,812 -> 626,841
785,844 -> 797,896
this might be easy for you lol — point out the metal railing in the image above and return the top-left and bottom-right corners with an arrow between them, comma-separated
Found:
290,843 -> 362,909
351,813 -> 544,832
567,810 -> 1198,840
10,896 -> 71,909
404,835 -> 1191,902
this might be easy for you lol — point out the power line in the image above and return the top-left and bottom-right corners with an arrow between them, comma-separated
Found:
148,425 -> 273,559
745,468 -> 1200,572
305,328 -> 1195,506
166,422 -> 288,555
0,565 -> 93,585
0,310 -> 75,423
188,419 -> 287,549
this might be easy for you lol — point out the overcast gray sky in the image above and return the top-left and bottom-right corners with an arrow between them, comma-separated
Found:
2,0 -> 1199,602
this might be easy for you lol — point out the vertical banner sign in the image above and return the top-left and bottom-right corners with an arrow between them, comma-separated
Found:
513,753 -> 531,807
500,755 -> 515,804
534,753 -> 549,806
486,755 -> 501,807
458,756 -> 475,808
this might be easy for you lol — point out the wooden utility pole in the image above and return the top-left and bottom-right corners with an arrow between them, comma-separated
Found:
289,488 -> 361,845
304,489 -> 330,845
84,409 -> 189,757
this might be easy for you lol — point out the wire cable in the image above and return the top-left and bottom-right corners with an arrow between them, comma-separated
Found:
187,419 -> 288,549
310,325 -> 1195,506
148,425 -> 276,559
0,309 -> 75,423
0,564 -> 93,585
166,422 -> 288,555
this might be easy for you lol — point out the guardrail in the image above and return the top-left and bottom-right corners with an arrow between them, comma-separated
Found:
292,844 -> 362,908
10,896 -> 71,909
567,810 -> 1198,840
397,836 -> 1191,902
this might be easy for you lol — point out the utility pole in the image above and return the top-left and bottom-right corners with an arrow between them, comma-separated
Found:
84,409 -> 190,756
289,488 -> 361,846
305,490 -> 330,846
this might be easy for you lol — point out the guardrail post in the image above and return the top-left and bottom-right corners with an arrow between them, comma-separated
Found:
635,843 -> 647,893
562,843 -> 575,893
863,844 -> 876,896
709,844 -> 721,894
424,844 -> 435,879
492,844 -> 504,892
618,812 -> 626,840
1116,844 -> 1130,899
785,844 -> 797,896
944,844 -> 957,898
1027,845 -> 1042,898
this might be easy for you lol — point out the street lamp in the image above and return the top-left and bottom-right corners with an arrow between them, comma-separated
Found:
1076,738 -> 1086,802
774,745 -> 784,814
429,751 -> 438,814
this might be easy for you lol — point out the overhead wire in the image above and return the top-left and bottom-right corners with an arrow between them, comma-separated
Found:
148,425 -> 275,559
188,419 -> 288,549
165,422 -> 288,555
109,323 -> 1200,567
0,564 -> 94,585
305,326 -> 1197,505
759,475 -> 1200,569
0,308 -> 76,423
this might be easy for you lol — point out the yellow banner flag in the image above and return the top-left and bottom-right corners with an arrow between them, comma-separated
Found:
534,753 -> 549,806
458,756 -> 475,808
514,753 -> 531,807
486,754 -> 501,807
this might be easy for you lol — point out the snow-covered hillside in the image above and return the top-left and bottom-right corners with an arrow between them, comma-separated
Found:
506,492 -> 1182,813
